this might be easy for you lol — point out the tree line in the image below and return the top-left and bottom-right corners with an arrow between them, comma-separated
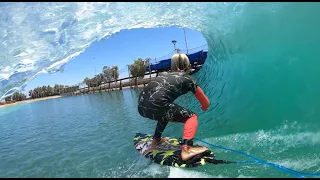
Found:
82,58 -> 149,89
4,84 -> 78,102
3,57 -> 151,103
82,65 -> 120,89
28,85 -> 78,99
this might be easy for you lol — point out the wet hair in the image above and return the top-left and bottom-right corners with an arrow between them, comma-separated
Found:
171,53 -> 191,72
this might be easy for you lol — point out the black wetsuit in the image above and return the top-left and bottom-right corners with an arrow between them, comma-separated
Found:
138,71 -> 198,141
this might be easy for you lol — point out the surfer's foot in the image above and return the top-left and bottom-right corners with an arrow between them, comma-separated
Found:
143,137 -> 168,155
181,146 -> 208,161
180,139 -> 208,161
150,137 -> 168,148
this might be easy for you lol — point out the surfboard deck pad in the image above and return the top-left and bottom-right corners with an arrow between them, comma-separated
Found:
133,132 -> 215,168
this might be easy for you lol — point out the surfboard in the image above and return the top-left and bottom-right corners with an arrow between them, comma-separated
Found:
133,132 -> 216,168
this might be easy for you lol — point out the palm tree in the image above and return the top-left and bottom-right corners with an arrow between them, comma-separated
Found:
110,66 -> 119,89
33,87 -> 38,98
53,84 -> 59,95
12,92 -> 19,101
130,58 -> 146,87
103,66 -> 112,82
47,85 -> 53,96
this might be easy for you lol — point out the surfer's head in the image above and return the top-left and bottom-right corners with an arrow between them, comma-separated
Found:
171,53 -> 191,73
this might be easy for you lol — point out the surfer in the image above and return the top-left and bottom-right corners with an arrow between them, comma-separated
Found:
137,53 -> 210,161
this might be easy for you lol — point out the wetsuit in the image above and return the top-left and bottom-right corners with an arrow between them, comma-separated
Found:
137,71 -> 199,144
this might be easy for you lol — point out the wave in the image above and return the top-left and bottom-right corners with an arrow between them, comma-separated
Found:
0,2 -> 252,99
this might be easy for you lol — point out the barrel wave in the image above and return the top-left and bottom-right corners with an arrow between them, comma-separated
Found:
1,2 -> 320,178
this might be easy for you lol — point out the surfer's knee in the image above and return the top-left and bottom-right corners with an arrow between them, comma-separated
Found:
137,105 -> 144,116
138,104 -> 149,118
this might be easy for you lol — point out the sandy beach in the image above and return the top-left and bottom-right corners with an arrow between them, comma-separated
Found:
0,95 -> 62,108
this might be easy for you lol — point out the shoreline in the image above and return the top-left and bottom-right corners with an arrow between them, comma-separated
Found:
1,84 -> 145,108
1,80 -> 149,108
0,95 -> 62,108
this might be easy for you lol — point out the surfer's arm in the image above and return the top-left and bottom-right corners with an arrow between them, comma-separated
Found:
194,86 -> 210,111
186,74 -> 210,111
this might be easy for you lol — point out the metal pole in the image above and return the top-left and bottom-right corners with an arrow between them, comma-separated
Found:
148,59 -> 151,80
183,28 -> 188,54
172,40 -> 177,52
128,65 -> 132,89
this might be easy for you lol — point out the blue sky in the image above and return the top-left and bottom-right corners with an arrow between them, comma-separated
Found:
23,26 -> 207,93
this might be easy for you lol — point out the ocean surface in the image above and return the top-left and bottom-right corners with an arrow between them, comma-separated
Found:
1,2 -> 320,178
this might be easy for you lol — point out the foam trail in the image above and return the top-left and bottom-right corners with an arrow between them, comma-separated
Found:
201,122 -> 320,174
168,167 -> 216,178
204,122 -> 320,155
168,167 -> 255,178
142,164 -> 164,177
271,158 -> 320,172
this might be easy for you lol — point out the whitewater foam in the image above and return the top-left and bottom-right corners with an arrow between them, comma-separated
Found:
168,167 -> 255,178
201,122 -> 320,172
168,167 -> 215,178
203,122 -> 320,153
141,163 -> 160,175
272,157 -> 320,172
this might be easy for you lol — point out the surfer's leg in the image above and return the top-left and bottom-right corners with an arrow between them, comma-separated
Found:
138,104 -> 169,147
153,119 -> 168,141
167,103 -> 208,161
151,103 -> 193,141
165,103 -> 197,141
149,119 -> 169,148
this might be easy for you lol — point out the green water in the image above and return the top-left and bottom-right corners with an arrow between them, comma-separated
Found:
1,2 -> 320,178
0,88 -> 319,178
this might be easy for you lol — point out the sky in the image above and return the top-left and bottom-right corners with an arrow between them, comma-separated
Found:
23,26 -> 207,94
